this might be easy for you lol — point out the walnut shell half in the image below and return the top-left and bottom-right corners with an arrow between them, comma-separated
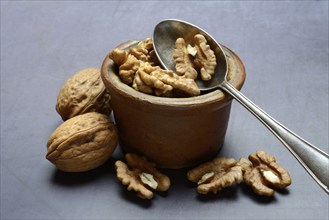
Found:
46,112 -> 118,172
56,68 -> 112,121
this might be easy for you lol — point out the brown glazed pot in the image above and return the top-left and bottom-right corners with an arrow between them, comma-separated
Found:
101,40 -> 246,169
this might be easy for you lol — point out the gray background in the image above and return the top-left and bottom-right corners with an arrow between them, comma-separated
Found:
1,1 -> 328,219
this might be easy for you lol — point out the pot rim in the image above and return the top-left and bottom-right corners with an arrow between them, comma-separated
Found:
101,40 -> 246,108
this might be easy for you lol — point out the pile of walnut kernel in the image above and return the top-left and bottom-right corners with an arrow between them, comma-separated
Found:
116,150 -> 291,199
109,35 -> 216,97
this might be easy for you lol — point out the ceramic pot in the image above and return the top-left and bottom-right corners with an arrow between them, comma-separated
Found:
101,40 -> 246,168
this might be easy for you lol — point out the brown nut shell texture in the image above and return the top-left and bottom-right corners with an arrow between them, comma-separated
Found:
115,153 -> 171,199
187,157 -> 243,194
239,150 -> 292,196
56,68 -> 112,121
46,112 -> 118,172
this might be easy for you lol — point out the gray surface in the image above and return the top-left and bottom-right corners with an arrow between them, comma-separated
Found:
1,1 -> 328,219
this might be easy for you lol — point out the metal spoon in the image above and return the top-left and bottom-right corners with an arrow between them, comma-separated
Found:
153,19 -> 329,194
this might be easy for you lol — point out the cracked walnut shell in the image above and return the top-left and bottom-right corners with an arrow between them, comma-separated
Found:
46,112 -> 118,172
115,153 -> 170,199
187,157 -> 243,194
56,68 -> 112,121
239,150 -> 292,196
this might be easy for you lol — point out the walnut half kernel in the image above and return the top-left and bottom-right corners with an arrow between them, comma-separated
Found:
187,150 -> 292,196
173,34 -> 217,81
187,157 -> 243,194
115,153 -> 170,199
239,150 -> 292,196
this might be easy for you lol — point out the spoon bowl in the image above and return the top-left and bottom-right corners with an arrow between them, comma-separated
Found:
153,19 -> 227,91
153,19 -> 329,193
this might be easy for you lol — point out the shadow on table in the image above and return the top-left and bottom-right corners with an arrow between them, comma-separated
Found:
239,183 -> 290,204
118,186 -> 153,209
50,156 -> 118,187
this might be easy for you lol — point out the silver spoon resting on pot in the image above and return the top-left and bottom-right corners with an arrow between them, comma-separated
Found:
153,19 -> 329,194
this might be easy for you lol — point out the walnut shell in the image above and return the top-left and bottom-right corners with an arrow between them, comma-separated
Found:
46,112 -> 118,172
56,68 -> 112,121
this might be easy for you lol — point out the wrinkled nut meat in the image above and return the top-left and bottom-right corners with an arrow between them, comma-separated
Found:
187,157 -> 243,194
109,38 -> 201,97
193,34 -> 217,80
173,34 -> 216,81
239,150 -> 292,196
115,153 -> 170,199
173,38 -> 198,80
46,112 -> 118,172
133,62 -> 173,96
56,68 -> 112,121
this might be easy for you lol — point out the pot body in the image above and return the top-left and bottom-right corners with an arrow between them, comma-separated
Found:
101,40 -> 246,168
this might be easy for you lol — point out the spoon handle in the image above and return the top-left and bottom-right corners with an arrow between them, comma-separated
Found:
220,81 -> 329,194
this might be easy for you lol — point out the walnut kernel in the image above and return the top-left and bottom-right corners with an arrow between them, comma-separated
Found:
115,153 -> 170,199
118,54 -> 140,85
239,150 -> 292,196
173,34 -> 217,81
187,157 -> 243,194
193,34 -> 217,81
173,38 -> 198,79
109,48 -> 128,66
136,62 -> 173,96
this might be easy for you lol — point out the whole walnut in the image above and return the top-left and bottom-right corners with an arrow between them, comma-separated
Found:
46,112 -> 118,172
56,68 -> 112,121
